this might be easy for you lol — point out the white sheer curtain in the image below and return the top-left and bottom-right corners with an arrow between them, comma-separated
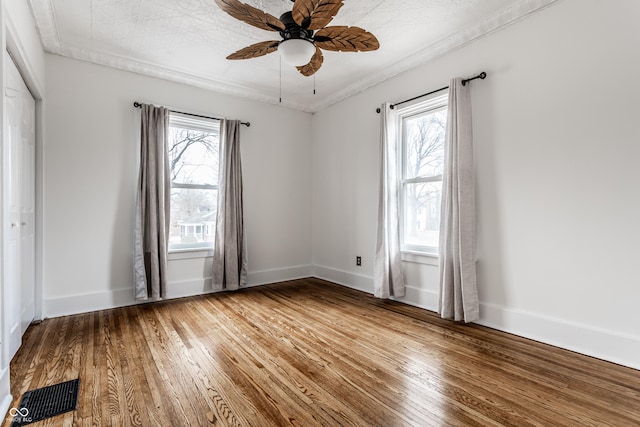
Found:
213,119 -> 248,290
134,103 -> 170,300
438,78 -> 479,322
374,102 -> 405,298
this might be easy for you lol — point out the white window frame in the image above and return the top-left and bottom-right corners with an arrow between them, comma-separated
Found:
168,112 -> 220,253
397,93 -> 448,256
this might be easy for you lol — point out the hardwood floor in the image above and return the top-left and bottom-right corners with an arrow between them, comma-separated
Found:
4,278 -> 640,426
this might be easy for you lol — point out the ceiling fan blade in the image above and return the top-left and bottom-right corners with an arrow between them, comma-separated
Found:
226,41 -> 280,60
215,0 -> 285,32
297,47 -> 324,76
314,26 -> 380,52
292,0 -> 343,30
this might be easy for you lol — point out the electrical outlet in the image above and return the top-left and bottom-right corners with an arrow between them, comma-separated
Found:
356,256 -> 362,266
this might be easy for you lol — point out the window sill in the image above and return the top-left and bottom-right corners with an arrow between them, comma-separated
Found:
401,250 -> 439,266
168,248 -> 214,261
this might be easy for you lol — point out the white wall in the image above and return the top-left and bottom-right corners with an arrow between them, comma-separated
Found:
312,0 -> 640,369
43,54 -> 313,317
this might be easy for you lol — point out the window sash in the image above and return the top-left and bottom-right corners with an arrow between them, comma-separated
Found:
397,93 -> 448,255
400,180 -> 442,254
401,105 -> 447,181
401,175 -> 442,185
169,241 -> 213,251
169,112 -> 220,133
171,182 -> 218,190
168,112 -> 219,253
168,185 -> 217,252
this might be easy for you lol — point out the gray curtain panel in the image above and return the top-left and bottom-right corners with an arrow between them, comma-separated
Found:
134,103 -> 171,300
213,119 -> 248,290
373,102 -> 406,299
438,78 -> 479,322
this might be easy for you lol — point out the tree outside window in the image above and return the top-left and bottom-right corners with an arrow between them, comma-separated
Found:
399,95 -> 447,254
168,113 -> 220,251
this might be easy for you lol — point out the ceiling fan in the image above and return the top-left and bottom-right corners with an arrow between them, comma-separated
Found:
215,0 -> 380,76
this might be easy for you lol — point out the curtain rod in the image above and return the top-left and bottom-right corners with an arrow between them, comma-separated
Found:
375,72 -> 486,113
133,102 -> 250,127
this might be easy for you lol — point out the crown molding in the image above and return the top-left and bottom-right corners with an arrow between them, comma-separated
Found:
29,0 -> 561,113
27,0 -> 311,112
28,0 -> 61,53
306,0 -> 561,112
55,44 -> 312,112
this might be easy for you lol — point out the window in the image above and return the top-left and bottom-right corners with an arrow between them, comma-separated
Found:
168,113 -> 220,251
398,94 -> 447,254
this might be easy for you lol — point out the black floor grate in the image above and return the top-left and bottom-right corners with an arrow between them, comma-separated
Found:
10,379 -> 79,426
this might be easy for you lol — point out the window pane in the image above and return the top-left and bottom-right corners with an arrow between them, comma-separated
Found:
169,187 -> 217,250
403,108 -> 446,179
403,181 -> 442,249
168,114 -> 219,251
169,126 -> 219,186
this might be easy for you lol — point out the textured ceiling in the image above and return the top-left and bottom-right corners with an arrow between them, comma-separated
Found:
29,0 -> 558,112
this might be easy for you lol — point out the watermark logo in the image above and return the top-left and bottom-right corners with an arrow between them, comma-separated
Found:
9,408 -> 28,417
8,407 -> 32,423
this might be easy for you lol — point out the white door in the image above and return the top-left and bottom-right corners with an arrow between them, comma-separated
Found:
19,65 -> 35,336
2,51 -> 35,363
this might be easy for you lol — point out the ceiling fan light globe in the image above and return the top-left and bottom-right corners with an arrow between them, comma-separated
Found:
278,39 -> 315,66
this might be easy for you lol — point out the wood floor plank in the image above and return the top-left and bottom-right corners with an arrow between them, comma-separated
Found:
258,285 -> 551,426
3,278 -> 639,426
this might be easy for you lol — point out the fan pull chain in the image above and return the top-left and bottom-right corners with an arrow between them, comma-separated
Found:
313,74 -> 316,95
279,56 -> 282,103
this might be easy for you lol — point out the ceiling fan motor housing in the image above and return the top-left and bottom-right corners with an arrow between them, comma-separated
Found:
279,11 -> 314,43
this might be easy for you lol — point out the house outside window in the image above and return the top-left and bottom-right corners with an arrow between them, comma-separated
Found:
168,112 -> 220,251
398,93 -> 447,255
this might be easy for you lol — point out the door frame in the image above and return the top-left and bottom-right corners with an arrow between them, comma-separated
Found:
0,4 -> 46,417
3,19 -> 44,323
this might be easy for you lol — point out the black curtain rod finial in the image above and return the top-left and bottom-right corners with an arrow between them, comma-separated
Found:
461,71 -> 487,86
374,104 -> 397,113
375,103 -> 399,113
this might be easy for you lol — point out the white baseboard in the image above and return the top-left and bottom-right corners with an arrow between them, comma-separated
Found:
44,287 -> 137,318
247,264 -> 313,287
393,285 -> 439,311
0,367 -> 11,422
310,265 -> 640,370
165,278 -> 213,299
43,265 -> 313,318
41,262 -> 640,370
392,287 -> 640,370
311,264 -> 373,293
477,302 -> 640,371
